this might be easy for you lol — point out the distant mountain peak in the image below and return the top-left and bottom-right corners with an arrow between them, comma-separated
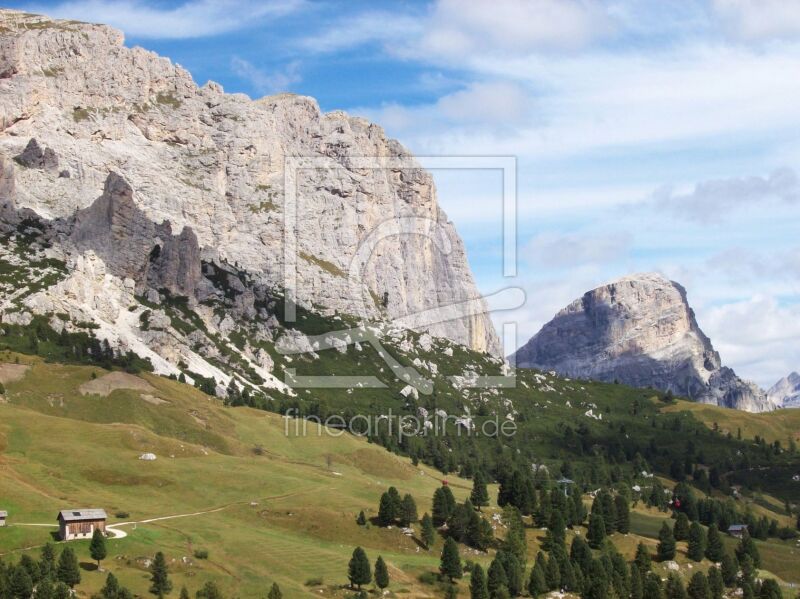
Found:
512,273 -> 778,412
767,372 -> 800,409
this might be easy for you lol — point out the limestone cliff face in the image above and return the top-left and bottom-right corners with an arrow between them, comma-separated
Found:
513,273 -> 776,412
0,9 -> 499,354
767,372 -> 800,409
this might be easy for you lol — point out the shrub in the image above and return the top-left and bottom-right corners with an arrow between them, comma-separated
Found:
114,511 -> 130,519
304,577 -> 324,587
193,549 -> 209,560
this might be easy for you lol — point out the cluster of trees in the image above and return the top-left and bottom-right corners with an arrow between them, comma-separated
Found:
347,547 -> 390,591
376,487 -> 419,527
0,543 -> 82,599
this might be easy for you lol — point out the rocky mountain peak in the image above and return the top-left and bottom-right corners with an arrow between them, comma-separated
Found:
0,9 -> 499,355
513,272 -> 776,412
767,372 -> 800,409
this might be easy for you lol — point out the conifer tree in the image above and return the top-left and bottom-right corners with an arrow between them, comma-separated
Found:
56,546 -> 81,588
528,553 -> 548,598
738,554 -> 756,587
758,579 -> 782,599
658,521 -> 677,561
487,559 -> 508,598
673,513 -> 690,541
400,494 -> 418,527
348,547 -> 372,589
471,564 -> 489,599
433,486 -> 456,525
356,510 -> 367,526
53,582 -> 72,599
642,572 -> 662,599
503,507 -> 527,566
440,538 -> 463,582
40,542 -> 57,580
9,565 -> 33,599
705,526 -> 724,562
630,564 -> 643,599
665,573 -> 687,599
587,513 -> 606,549
614,495 -> 631,534
378,492 -> 396,526
687,572 -> 710,599
179,587 -> 190,599
268,582 -> 282,599
90,528 -> 108,568
720,552 -> 738,586
707,567 -> 723,599
583,559 -> 611,599
196,581 -> 224,599
687,522 -> 706,562
545,556 -> 561,591
735,530 -> 761,568
570,536 -> 593,574
421,512 -> 436,549
471,472 -> 490,509
37,577 -> 55,599
634,542 -> 652,572
374,556 -> 389,590
100,573 -> 120,599
149,551 -> 172,597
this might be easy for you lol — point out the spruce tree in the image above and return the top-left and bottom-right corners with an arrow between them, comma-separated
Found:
9,565 -> 33,599
40,542 -> 56,580
149,551 -> 172,597
665,573 -> 687,599
687,572 -> 710,599
37,577 -> 55,599
268,582 -> 282,599
56,546 -> 81,588
687,522 -> 706,562
707,567 -> 723,599
374,556 -> 389,590
630,564 -> 643,599
421,512 -> 436,549
705,526 -> 724,562
53,582 -> 72,599
348,547 -> 372,589
528,553 -> 548,598
587,513 -> 606,549
720,552 -> 738,586
399,494 -> 418,527
738,554 -> 756,587
470,472 -> 490,510
471,564 -> 489,599
570,536 -> 593,574
583,559 -> 611,599
614,495 -> 630,534
758,579 -> 782,599
673,513 -> 690,541
496,551 -> 523,597
433,486 -> 456,526
19,553 -> 40,585
101,572 -> 120,599
440,538 -> 462,582
356,510 -> 367,526
634,542 -> 652,572
487,559 -> 508,598
657,521 -> 677,561
545,556 -> 561,592
642,572 -> 662,599
378,492 -> 396,526
735,530 -> 761,568
196,581 -> 224,599
90,528 -> 108,568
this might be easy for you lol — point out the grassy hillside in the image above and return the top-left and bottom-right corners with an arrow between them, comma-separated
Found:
0,354 -> 798,598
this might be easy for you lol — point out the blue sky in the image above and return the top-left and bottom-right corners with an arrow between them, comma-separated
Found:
13,0 -> 800,388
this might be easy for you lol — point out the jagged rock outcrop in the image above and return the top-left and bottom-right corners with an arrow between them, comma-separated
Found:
0,153 -> 16,225
767,372 -> 800,408
512,273 -> 776,412
0,9 -> 499,354
69,172 -> 202,298
14,138 -> 58,172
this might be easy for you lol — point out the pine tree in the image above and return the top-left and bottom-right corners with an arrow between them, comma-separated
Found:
268,582 -> 282,599
543,511 -> 566,551
421,512 -> 436,549
503,507 -> 527,566
720,552 -> 738,587
149,551 -> 172,597
19,553 -> 40,585
446,583 -> 459,599
91,528 -> 108,568
179,587 -> 190,599
614,495 -> 630,534
196,581 -> 224,599
673,513 -> 690,541
705,526 -> 724,562
545,556 -> 561,591
399,494 -> 418,527
498,552 -> 523,597
643,572 -> 663,599
735,530 -> 761,568
378,492 -> 396,526
40,542 -> 56,580
587,513 -> 606,549
53,582 -> 72,599
487,559 -> 508,598
356,510 -> 367,526
583,559 -> 611,599
528,553 -> 548,598
56,546 -> 81,588
707,567 -> 723,599
758,579 -> 782,599
665,573 -> 687,599
571,536 -> 593,575
634,542 -> 652,572
9,565 -> 33,599
37,577 -> 55,599
738,554 -> 756,587
433,486 -> 456,526
687,572 -> 710,599
471,564 -> 489,599
687,522 -> 706,562
658,521 -> 677,561
374,556 -> 389,590
101,573 -> 120,599
440,538 -> 463,582
471,472 -> 490,510
348,547 -> 372,589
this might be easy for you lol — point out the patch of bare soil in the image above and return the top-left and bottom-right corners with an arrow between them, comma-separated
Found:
79,371 -> 156,397
0,363 -> 30,384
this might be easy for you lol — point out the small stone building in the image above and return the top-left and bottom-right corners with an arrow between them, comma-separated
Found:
0,511 -> 7,526
727,524 -> 748,538
57,509 -> 107,541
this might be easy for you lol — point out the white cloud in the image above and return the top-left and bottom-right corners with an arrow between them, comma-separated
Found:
713,0 -> 800,42
231,56 -> 301,95
297,11 -> 421,53
652,168 -> 800,223
523,231 -> 632,268
29,0 -> 303,39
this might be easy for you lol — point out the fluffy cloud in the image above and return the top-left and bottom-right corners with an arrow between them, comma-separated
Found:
713,0 -> 800,42
231,56 -> 301,95
652,168 -> 799,223
523,231 -> 632,268
27,0 -> 303,39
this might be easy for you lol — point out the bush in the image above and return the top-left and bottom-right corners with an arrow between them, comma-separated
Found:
304,577 -> 324,587
418,572 -> 438,585
114,511 -> 130,519
193,549 -> 209,560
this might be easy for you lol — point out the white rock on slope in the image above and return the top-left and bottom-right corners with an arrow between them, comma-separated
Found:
0,9 -> 499,355
512,273 -> 777,412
